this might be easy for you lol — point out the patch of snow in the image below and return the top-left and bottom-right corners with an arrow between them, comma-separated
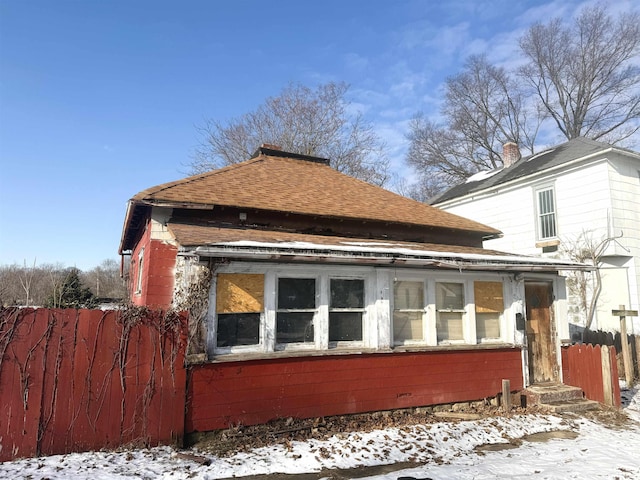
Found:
1,386 -> 638,479
465,169 -> 501,183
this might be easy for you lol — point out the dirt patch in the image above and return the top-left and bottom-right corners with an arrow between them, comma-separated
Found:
474,442 -> 520,453
522,430 -> 579,442
187,403 -> 549,458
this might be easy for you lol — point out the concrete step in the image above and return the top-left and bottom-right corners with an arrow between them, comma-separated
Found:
523,383 -> 584,405
539,399 -> 601,414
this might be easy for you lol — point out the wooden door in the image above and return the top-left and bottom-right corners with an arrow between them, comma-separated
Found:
525,282 -> 558,383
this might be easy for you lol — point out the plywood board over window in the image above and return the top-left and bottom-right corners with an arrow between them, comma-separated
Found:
216,274 -> 264,313
474,281 -> 503,340
474,282 -> 503,313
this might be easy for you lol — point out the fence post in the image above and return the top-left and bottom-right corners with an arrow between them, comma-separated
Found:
502,379 -> 511,412
613,305 -> 636,387
635,335 -> 640,381
601,345 -> 614,407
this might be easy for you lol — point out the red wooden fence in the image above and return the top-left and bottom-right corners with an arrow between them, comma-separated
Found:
562,344 -> 621,407
0,308 -> 188,462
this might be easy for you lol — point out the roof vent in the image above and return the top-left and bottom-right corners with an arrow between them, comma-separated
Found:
251,144 -> 331,165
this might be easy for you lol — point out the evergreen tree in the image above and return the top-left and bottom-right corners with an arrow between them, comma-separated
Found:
46,268 -> 98,308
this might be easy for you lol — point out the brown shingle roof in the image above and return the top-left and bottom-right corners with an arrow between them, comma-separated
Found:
167,222 -> 506,256
133,152 -> 500,236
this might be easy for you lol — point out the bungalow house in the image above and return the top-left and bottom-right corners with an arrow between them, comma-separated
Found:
432,137 -> 640,336
119,145 -> 587,432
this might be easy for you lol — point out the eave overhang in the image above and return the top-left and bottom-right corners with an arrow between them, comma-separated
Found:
190,241 -> 592,273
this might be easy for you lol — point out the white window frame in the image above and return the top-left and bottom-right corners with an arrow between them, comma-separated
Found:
472,278 -> 507,343
434,279 -> 469,345
391,277 -> 429,346
275,273 -> 319,351
206,263 -> 511,357
534,184 -> 558,241
327,275 -> 367,348
134,248 -> 144,295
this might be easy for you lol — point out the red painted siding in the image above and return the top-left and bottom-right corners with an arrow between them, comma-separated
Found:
129,220 -> 178,308
186,348 -> 523,432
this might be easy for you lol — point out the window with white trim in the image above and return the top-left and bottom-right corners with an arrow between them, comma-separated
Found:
329,278 -> 365,343
435,282 -> 465,343
215,273 -> 263,348
536,186 -> 557,239
474,281 -> 503,341
276,277 -> 316,345
135,248 -> 144,295
209,265 -> 510,355
393,280 -> 425,344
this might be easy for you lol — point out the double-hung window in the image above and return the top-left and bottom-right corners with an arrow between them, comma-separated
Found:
329,278 -> 365,343
276,277 -> 316,345
435,282 -> 465,343
536,186 -> 557,240
393,280 -> 425,344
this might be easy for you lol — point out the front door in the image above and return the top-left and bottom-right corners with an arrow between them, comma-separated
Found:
525,282 -> 558,383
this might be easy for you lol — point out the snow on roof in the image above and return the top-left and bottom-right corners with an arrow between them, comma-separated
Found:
194,239 -> 588,270
465,168 -> 501,183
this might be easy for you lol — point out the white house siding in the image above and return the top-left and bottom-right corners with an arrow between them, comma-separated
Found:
602,155 -> 640,332
437,186 -> 537,255
437,157 -> 640,333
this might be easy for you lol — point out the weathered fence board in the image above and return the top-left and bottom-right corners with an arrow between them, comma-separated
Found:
0,308 -> 188,462
562,344 -> 621,407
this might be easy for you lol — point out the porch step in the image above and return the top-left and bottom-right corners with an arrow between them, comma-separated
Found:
523,383 -> 584,404
539,399 -> 601,414
522,383 -> 600,414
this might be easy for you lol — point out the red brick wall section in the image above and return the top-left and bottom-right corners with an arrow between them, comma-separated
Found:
0,308 -> 188,462
129,220 -> 178,309
186,348 -> 523,432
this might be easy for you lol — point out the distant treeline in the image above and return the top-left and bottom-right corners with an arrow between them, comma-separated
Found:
0,259 -> 127,307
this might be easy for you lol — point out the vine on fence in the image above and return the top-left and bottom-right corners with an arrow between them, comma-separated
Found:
0,306 -> 188,458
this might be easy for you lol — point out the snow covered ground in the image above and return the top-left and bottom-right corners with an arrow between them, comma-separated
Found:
2,385 -> 639,480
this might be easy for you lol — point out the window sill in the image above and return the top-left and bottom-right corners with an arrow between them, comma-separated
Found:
202,342 -> 518,364
535,239 -> 560,248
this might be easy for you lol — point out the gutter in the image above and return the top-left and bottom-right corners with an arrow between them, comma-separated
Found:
192,244 -> 593,272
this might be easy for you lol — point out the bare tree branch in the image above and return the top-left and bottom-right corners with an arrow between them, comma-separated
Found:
189,82 -> 390,186
519,5 -> 640,143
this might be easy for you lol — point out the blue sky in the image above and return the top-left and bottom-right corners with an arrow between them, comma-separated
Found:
0,0 -> 637,270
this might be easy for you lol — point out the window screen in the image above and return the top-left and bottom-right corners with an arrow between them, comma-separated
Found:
329,279 -> 364,342
393,281 -> 424,343
277,278 -> 316,344
436,282 -> 464,342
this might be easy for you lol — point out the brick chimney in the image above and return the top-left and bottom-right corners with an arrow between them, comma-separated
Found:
502,142 -> 521,168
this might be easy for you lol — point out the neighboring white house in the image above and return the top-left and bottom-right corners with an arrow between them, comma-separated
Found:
432,137 -> 640,335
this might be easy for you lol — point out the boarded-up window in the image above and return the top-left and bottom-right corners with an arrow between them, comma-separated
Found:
216,274 -> 264,347
393,281 -> 424,343
436,282 -> 464,342
474,281 -> 503,340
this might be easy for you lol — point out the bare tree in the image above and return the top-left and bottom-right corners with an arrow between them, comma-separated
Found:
18,259 -> 38,307
407,55 -> 541,194
190,82 -> 390,186
561,230 -> 626,333
81,259 -> 127,299
519,5 -> 640,143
